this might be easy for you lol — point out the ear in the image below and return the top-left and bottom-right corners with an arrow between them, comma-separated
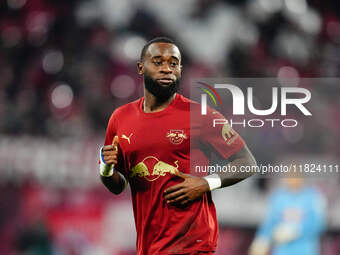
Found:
137,61 -> 144,75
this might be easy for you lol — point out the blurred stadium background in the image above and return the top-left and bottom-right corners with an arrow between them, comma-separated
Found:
0,0 -> 340,254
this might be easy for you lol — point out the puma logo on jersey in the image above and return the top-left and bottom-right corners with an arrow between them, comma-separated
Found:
121,133 -> 133,144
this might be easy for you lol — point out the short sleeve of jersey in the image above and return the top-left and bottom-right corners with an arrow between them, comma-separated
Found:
104,110 -> 125,176
200,107 -> 245,160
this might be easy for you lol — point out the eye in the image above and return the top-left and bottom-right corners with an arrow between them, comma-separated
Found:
153,61 -> 162,66
170,62 -> 178,67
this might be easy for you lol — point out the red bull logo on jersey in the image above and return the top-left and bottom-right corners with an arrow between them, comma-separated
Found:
130,156 -> 180,181
166,130 -> 187,145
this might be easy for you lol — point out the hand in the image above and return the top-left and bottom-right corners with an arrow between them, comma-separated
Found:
273,223 -> 299,244
164,171 -> 210,206
248,238 -> 270,255
102,136 -> 119,165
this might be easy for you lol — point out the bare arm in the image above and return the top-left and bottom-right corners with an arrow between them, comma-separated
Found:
100,171 -> 127,195
164,145 -> 256,205
218,145 -> 257,188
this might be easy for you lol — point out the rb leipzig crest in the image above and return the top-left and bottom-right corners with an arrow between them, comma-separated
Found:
166,130 -> 187,145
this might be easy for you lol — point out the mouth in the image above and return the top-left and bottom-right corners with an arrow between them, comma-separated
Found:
157,78 -> 174,85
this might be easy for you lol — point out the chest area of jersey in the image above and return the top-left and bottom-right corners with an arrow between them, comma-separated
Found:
117,115 -> 190,183
117,116 -> 190,158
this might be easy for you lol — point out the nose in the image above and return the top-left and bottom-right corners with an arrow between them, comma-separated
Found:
160,63 -> 172,74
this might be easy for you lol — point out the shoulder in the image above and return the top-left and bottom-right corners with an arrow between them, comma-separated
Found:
177,94 -> 223,115
176,94 -> 199,105
304,187 -> 325,201
175,93 -> 201,111
269,188 -> 286,203
176,94 -> 228,125
111,98 -> 141,118
106,98 -> 141,129
304,187 -> 327,211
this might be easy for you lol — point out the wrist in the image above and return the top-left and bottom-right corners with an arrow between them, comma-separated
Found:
100,163 -> 114,177
99,147 -> 115,177
203,174 -> 222,191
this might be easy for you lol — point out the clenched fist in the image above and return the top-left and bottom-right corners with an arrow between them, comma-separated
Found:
102,136 -> 119,165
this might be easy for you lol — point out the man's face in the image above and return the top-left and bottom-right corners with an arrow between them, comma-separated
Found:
284,178 -> 304,190
138,42 -> 182,101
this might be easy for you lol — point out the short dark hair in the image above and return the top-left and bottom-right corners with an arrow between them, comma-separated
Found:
140,37 -> 178,60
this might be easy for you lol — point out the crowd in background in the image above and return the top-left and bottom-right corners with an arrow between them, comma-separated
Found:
1,0 -> 340,137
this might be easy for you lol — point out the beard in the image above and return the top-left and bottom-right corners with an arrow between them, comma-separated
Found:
144,72 -> 180,102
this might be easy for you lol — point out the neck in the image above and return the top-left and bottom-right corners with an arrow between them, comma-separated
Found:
143,88 -> 176,113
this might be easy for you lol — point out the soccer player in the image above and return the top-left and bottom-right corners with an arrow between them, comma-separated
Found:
249,178 -> 326,255
99,37 -> 256,255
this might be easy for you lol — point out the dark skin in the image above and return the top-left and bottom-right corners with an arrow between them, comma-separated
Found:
138,42 -> 182,112
164,145 -> 256,206
101,136 -> 127,195
101,42 -> 257,204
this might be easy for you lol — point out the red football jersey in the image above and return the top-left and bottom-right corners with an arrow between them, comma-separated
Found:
104,94 -> 245,255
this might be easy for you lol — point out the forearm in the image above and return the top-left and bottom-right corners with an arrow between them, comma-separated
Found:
164,147 -> 256,205
218,146 -> 257,188
100,170 -> 127,195
99,139 -> 127,195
